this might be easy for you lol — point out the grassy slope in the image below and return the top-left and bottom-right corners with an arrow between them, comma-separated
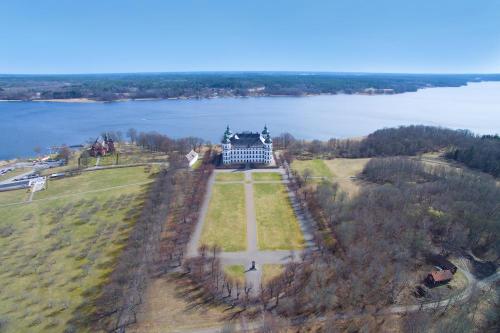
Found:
36,167 -> 155,200
292,159 -> 332,178
324,158 -> 371,196
253,183 -> 304,250
0,166 -> 155,333
0,188 -> 29,205
200,183 -> 246,251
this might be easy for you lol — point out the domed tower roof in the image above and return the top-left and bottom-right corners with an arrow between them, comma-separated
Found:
224,125 -> 232,136
222,125 -> 232,143
262,125 -> 269,136
264,134 -> 272,143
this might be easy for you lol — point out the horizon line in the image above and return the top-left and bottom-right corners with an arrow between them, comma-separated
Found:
1,70 -> 500,76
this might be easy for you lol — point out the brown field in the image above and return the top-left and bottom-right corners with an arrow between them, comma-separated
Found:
323,158 -> 371,197
128,276 -> 232,333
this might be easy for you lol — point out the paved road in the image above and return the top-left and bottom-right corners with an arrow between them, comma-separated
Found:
0,170 -> 35,185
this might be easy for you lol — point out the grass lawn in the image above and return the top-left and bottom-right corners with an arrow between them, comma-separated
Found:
292,159 -> 332,179
215,172 -> 245,182
200,183 -> 246,251
36,166 -> 155,200
0,166 -> 155,333
251,172 -> 282,181
0,188 -> 30,205
262,264 -> 284,284
253,183 -> 304,250
324,158 -> 370,196
223,265 -> 245,284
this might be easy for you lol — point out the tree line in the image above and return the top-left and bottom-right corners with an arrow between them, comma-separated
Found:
276,125 -> 500,177
253,155 -> 500,331
2,73 -> 500,101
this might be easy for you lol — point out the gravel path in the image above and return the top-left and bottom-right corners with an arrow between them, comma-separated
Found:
186,172 -> 215,257
186,168 -> 314,296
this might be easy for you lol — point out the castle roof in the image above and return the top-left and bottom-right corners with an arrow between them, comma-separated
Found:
229,132 -> 265,147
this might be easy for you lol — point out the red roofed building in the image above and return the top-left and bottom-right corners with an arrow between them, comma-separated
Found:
425,270 -> 453,286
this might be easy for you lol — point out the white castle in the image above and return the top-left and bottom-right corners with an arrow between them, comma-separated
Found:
221,125 -> 273,164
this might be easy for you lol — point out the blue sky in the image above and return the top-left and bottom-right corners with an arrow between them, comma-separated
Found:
1,0 -> 499,74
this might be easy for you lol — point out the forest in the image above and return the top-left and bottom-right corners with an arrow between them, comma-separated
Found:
176,155 -> 499,332
249,155 -> 500,331
276,125 -> 500,177
1,72 -> 500,101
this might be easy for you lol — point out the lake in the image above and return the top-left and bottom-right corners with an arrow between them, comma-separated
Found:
1,81 -> 499,160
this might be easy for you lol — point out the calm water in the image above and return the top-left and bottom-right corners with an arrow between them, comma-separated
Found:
1,81 -> 499,160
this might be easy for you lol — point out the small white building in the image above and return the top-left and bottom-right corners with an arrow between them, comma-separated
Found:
221,125 -> 273,164
29,177 -> 46,192
185,150 -> 199,167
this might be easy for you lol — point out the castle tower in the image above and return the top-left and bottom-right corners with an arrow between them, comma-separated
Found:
262,125 -> 273,164
222,125 -> 232,164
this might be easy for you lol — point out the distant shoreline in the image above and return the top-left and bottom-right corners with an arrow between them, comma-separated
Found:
0,90 -> 418,104
0,81 -> 497,104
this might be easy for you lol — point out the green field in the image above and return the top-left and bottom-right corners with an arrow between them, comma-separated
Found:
291,159 -> 332,179
0,166 -> 156,333
0,188 -> 30,205
253,183 -> 304,250
200,183 -> 246,251
36,167 -> 156,201
215,172 -> 245,182
251,172 -> 282,181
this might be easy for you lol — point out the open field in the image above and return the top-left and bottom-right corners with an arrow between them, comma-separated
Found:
324,158 -> 371,196
0,188 -> 30,205
215,172 -> 245,182
200,183 -> 247,251
224,265 -> 246,284
0,166 -> 156,333
36,166 -> 156,200
291,159 -> 332,179
251,172 -> 282,181
253,183 -> 304,250
128,276 -> 232,333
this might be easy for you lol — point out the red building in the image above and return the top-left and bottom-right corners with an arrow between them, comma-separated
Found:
425,270 -> 453,287
89,135 -> 115,157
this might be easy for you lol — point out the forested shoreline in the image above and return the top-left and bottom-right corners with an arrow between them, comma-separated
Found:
276,125 -> 500,177
1,72 -> 500,101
